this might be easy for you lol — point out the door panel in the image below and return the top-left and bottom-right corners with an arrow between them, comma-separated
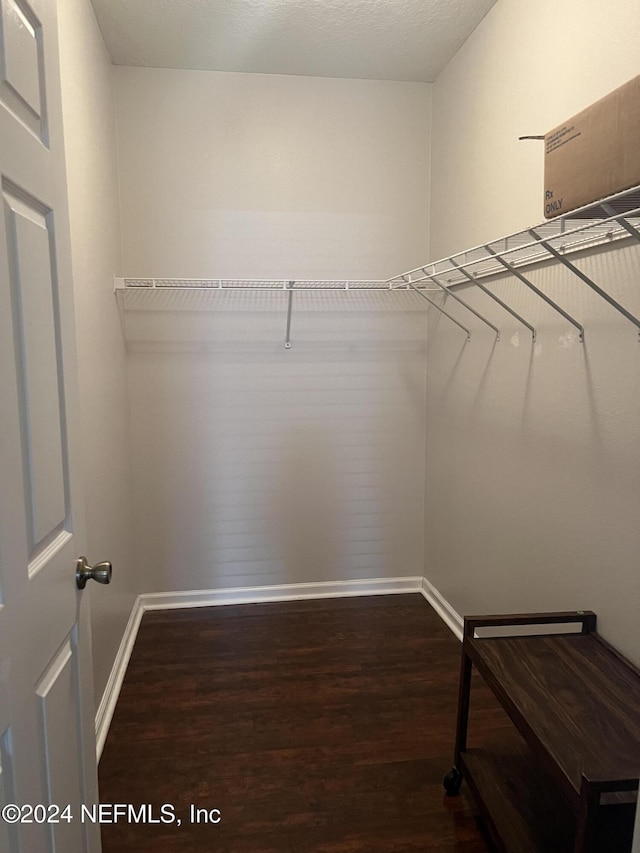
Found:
0,0 -> 47,141
0,731 -> 19,851
36,633 -> 87,852
3,183 -> 68,558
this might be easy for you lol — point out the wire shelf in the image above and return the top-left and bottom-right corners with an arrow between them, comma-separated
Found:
389,186 -> 640,290
115,185 -> 640,347
118,278 -> 401,291
388,185 -> 640,342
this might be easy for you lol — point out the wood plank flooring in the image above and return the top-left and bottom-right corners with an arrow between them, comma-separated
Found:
98,594 -> 499,852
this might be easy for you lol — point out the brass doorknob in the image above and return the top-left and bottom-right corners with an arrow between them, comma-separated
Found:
76,556 -> 112,590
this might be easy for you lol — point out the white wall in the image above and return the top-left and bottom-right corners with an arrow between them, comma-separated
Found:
430,0 -> 640,258
113,67 -> 431,594
426,0 -> 640,665
58,0 -> 137,711
113,67 -> 431,279
124,291 -> 427,593
425,246 -> 640,664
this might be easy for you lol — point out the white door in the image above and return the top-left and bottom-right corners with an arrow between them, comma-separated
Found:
0,0 -> 102,851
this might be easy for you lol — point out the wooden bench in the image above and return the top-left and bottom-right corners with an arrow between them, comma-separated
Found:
444,611 -> 640,852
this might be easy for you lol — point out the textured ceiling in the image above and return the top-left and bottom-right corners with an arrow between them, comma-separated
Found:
90,0 -> 497,82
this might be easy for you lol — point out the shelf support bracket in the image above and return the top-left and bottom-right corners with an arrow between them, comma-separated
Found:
600,204 -> 640,245
529,227 -> 640,342
405,280 -> 471,341
284,280 -> 294,349
484,244 -> 584,342
416,270 -> 501,340
449,258 -> 537,342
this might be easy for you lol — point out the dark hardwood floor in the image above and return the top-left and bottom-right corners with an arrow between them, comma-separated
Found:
98,594 -> 500,852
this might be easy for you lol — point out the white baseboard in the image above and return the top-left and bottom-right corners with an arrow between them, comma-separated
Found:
95,595 -> 144,761
140,575 -> 423,611
96,574 -> 461,758
420,577 -> 463,640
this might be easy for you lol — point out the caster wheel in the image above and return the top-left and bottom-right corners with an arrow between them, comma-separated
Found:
443,766 -> 463,796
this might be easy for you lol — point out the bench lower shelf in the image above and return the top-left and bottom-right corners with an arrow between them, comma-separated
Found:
460,733 -> 574,853
459,736 -> 636,853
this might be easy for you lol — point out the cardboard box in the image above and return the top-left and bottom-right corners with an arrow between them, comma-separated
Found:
544,75 -> 640,218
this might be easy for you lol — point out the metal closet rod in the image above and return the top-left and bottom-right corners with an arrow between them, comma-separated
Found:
388,185 -> 640,342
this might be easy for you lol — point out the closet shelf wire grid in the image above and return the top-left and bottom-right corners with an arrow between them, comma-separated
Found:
389,185 -> 640,342
115,184 -> 640,347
